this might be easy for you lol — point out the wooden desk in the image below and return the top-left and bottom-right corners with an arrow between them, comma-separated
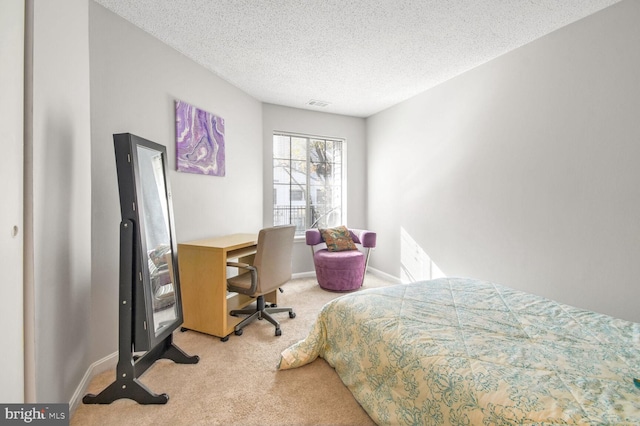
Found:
178,233 -> 277,340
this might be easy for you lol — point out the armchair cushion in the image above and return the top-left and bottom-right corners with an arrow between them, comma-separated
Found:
319,226 -> 357,252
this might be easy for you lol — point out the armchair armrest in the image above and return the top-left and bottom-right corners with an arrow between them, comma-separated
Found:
305,229 -> 323,246
359,231 -> 376,248
307,227 -> 376,248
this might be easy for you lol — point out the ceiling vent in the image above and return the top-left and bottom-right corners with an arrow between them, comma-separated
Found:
307,99 -> 331,108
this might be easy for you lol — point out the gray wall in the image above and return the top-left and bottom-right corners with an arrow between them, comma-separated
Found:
367,0 -> 640,322
262,104 -> 367,273
29,0 -> 92,402
89,2 -> 263,362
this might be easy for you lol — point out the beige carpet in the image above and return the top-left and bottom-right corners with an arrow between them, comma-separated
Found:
72,273 -> 396,425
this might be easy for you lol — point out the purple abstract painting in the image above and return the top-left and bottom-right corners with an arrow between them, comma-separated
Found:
175,100 -> 225,176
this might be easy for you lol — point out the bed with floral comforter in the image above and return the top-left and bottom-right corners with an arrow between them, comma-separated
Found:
278,277 -> 640,425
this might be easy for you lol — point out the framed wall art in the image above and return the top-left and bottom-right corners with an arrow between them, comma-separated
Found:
175,100 -> 225,176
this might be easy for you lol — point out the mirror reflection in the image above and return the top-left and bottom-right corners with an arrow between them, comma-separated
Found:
137,145 -> 178,336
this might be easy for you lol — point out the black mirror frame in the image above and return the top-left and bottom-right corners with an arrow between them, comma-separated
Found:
113,133 -> 183,350
83,133 -> 198,405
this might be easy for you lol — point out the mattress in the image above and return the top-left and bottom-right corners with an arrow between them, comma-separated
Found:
279,277 -> 640,425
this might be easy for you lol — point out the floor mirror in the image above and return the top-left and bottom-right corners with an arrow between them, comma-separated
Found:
84,133 -> 199,405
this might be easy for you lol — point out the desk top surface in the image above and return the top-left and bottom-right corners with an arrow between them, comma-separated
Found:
179,233 -> 257,250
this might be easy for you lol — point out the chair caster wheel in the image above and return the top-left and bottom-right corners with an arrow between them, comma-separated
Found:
289,312 -> 296,319
275,328 -> 282,336
180,327 -> 188,332
221,335 -> 230,342
234,329 -> 243,336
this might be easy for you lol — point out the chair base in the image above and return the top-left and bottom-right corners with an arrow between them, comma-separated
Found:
230,295 -> 295,336
314,249 -> 366,292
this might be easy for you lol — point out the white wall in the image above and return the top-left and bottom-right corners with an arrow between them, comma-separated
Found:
25,0 -> 638,408
262,104 -> 367,273
0,0 -> 25,403
89,3 -> 264,362
367,0 -> 640,322
29,0 -> 92,402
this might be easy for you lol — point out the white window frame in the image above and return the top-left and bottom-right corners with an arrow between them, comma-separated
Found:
272,131 -> 347,236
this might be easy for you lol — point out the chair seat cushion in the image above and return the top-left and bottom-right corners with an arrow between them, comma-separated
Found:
313,249 -> 365,291
314,248 -> 363,268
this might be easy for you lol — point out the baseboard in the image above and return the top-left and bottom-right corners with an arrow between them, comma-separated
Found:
292,271 -> 316,279
69,350 -> 118,416
292,268 -> 401,283
367,267 -> 402,283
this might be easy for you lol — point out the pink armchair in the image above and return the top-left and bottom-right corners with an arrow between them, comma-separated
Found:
306,228 -> 376,291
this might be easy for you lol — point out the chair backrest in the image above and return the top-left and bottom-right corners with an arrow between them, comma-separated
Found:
253,225 -> 296,294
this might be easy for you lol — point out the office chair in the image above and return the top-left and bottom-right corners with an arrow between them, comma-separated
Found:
227,225 -> 296,336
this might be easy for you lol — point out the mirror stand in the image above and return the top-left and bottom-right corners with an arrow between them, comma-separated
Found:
83,220 -> 199,405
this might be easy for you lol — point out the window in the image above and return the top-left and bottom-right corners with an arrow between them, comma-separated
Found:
273,133 -> 345,236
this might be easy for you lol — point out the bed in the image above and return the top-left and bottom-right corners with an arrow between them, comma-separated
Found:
278,277 -> 640,425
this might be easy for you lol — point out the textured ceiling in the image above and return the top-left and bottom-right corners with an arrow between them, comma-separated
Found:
94,0 -> 621,117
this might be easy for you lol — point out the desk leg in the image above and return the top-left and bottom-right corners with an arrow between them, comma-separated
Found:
264,289 -> 278,306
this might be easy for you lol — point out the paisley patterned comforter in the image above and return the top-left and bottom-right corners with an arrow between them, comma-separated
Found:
278,278 -> 640,425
